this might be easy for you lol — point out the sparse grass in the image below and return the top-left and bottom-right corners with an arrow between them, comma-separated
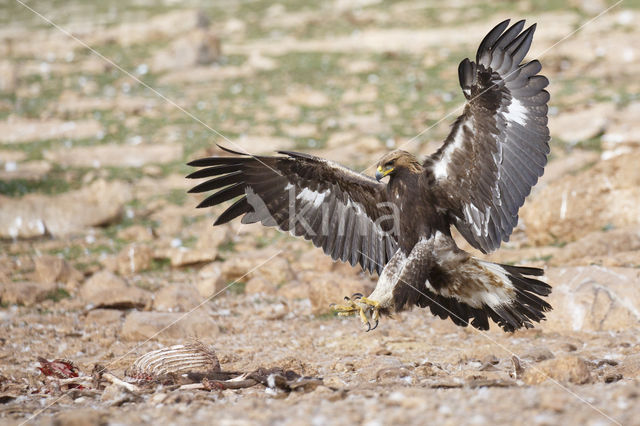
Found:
48,244 -> 85,260
227,281 -> 246,295
255,233 -> 286,249
218,241 -> 236,253
44,288 -> 71,303
181,235 -> 198,248
526,255 -> 554,263
150,258 -> 171,271
0,176 -> 72,197
167,188 -> 188,206
74,259 -> 101,273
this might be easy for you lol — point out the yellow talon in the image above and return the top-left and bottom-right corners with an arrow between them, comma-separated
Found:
331,298 -> 358,317
331,295 -> 381,332
359,307 -> 369,326
359,297 -> 380,308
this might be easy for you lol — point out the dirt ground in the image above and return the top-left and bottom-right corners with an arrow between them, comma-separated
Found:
1,0 -> 640,425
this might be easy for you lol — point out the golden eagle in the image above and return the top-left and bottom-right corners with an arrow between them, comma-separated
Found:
187,19 -> 551,332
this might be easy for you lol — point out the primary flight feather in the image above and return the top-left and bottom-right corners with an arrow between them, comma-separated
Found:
188,19 -> 551,332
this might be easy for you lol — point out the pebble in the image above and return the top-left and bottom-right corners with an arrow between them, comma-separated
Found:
522,356 -> 591,385
79,270 -> 151,309
121,311 -> 219,342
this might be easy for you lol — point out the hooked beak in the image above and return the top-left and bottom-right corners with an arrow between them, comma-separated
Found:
375,166 -> 393,181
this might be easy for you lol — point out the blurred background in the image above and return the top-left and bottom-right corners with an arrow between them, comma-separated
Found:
1,0 -> 640,424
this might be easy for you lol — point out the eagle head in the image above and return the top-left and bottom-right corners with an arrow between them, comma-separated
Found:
375,150 -> 421,181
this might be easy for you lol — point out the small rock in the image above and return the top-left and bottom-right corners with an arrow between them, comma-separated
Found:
100,383 -> 138,406
0,150 -> 25,163
151,29 -> 221,72
245,276 -> 278,295
376,366 -> 412,382
116,244 -> 153,276
604,373 -> 623,383
415,363 -> 439,377
0,179 -> 132,238
221,251 -> 293,285
153,283 -> 203,312
79,270 -> 151,309
53,408 -> 107,426
287,86 -> 330,108
101,9 -> 206,47
277,280 -> 309,300
0,281 -> 56,306
481,355 -> 500,365
548,104 -> 614,144
196,262 -> 226,298
117,225 -> 155,242
43,143 -> 182,168
522,355 -> 591,385
33,255 -> 83,291
121,311 -> 219,341
0,160 -> 51,181
521,151 -> 640,245
303,271 -> 374,315
357,356 -> 406,382
193,223 -> 227,252
558,342 -> 578,352
165,247 -> 217,267
0,117 -> 103,144
610,354 -> 640,379
258,301 -> 289,320
543,266 -> 640,332
332,358 -> 356,373
86,309 -> 124,325
281,123 -> 317,139
552,226 -> 640,265
521,346 -> 555,363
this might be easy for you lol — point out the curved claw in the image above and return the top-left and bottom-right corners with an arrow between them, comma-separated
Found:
332,294 -> 382,331
368,319 -> 379,331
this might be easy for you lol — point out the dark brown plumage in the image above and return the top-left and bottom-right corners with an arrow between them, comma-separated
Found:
187,19 -> 551,332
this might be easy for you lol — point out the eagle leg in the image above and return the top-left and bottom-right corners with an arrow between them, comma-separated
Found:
358,296 -> 380,332
331,295 -> 381,332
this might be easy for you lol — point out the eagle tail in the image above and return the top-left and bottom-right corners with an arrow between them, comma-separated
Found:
475,260 -> 552,332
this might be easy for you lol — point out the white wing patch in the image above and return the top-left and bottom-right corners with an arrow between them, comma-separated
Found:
296,187 -> 329,208
433,119 -> 474,180
463,203 -> 491,237
505,98 -> 528,126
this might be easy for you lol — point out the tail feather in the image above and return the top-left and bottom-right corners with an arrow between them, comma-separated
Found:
484,262 -> 552,332
398,259 -> 552,333
388,235 -> 552,333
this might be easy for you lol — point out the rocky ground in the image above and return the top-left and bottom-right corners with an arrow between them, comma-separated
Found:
1,0 -> 640,425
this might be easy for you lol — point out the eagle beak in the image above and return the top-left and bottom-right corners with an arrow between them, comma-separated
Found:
375,166 -> 393,181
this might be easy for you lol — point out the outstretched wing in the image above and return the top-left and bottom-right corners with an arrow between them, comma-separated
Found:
187,147 -> 398,275
426,19 -> 550,253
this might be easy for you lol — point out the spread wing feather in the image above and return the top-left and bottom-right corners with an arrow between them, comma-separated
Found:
427,19 -> 550,253
187,147 -> 398,275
